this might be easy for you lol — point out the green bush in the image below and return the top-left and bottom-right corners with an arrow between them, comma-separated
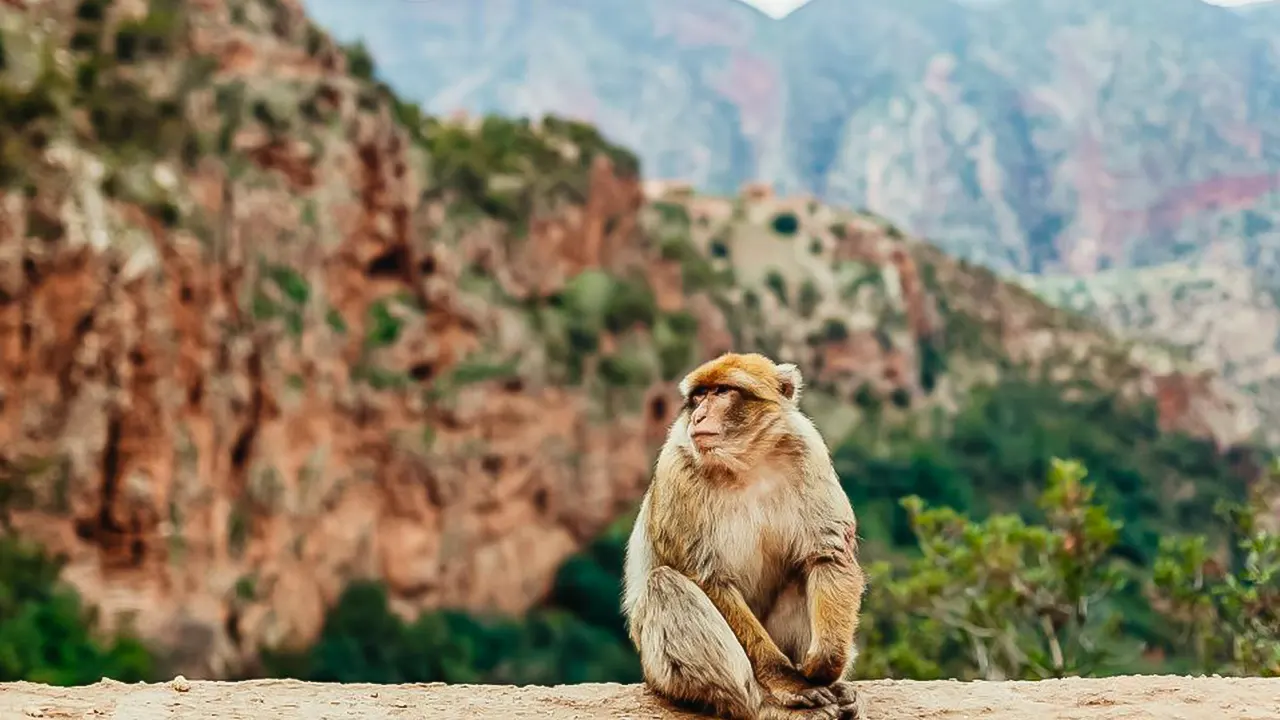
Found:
656,233 -> 728,294
834,376 -> 1245,564
0,535 -> 154,685
264,580 -> 640,685
266,265 -> 310,305
599,354 -> 651,388
822,318 -> 849,342
771,212 -> 799,236
918,336 -> 946,393
765,270 -> 788,306
114,1 -> 181,63
1152,460 -> 1280,676
342,41 -> 375,81
797,279 -> 821,319
602,276 -> 657,334
858,459 -> 1131,680
365,300 -> 404,348
655,311 -> 699,380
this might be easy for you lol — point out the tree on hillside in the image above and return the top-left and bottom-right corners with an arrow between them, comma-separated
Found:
1152,458 -> 1280,677
0,458 -> 154,685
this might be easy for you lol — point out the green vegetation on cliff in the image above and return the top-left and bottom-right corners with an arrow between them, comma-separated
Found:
0,536 -> 153,685
0,461 -> 152,685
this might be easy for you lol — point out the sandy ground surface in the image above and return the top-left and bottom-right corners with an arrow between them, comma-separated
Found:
3,676 -> 1279,719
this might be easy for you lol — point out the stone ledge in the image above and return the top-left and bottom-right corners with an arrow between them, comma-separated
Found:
5,675 -> 1279,719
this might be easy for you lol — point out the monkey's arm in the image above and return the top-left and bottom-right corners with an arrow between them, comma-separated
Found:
698,579 -> 839,710
799,521 -> 866,685
701,581 -> 797,678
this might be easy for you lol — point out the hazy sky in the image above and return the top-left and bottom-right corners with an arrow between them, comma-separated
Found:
743,0 -> 1269,18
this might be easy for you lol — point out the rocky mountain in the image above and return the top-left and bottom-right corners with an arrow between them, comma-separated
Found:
303,0 -> 1280,276
299,0 -> 1280,453
0,0 -> 1259,680
1020,260 -> 1280,445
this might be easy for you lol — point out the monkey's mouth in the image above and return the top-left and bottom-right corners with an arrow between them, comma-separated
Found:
691,431 -> 720,448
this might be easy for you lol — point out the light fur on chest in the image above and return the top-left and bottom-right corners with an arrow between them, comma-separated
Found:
705,466 -> 803,607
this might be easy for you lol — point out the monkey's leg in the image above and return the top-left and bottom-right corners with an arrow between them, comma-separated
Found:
765,582 -> 865,720
633,567 -> 842,720
763,581 -> 812,665
797,524 -> 866,686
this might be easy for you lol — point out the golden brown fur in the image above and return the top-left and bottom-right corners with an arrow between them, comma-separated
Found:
622,353 -> 867,720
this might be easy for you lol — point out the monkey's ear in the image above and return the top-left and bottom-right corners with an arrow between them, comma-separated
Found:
776,363 -> 803,402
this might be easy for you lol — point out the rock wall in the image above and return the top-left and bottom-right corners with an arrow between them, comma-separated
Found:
0,0 -> 671,678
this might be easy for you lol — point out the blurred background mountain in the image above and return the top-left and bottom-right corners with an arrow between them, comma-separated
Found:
1,0 -> 1278,691
304,0 -> 1280,271
305,0 -> 1280,443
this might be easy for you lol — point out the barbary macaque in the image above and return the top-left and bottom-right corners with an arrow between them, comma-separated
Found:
622,353 -> 867,719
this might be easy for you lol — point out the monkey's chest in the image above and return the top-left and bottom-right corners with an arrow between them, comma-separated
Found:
706,491 -> 801,607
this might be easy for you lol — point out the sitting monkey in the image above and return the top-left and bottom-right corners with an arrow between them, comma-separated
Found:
622,353 -> 866,720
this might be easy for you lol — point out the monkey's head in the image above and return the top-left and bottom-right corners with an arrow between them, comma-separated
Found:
673,353 -> 804,469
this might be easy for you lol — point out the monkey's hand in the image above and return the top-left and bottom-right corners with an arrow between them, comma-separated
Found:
830,680 -> 865,720
758,662 -> 838,709
799,641 -> 851,686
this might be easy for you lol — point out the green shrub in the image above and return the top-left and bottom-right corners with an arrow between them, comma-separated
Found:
1152,460 -> 1280,676
448,357 -> 519,386
114,0 -> 181,63
0,535 -> 154,684
343,41 -> 375,80
651,201 -> 690,228
834,376 -> 1245,565
365,300 -> 404,347
267,265 -> 310,305
764,271 -> 788,306
264,580 -> 641,685
655,311 -> 698,381
822,318 -> 849,342
771,212 -> 799,236
602,277 -> 657,334
797,279 -> 821,319
918,336 -> 946,393
858,459 -> 1131,680
598,354 -> 651,388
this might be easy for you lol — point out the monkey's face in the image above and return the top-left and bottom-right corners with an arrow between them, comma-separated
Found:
673,353 -> 803,472
685,384 -> 760,455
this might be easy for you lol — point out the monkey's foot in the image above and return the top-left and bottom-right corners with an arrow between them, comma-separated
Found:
759,680 -> 863,720
766,684 -> 838,710
758,702 -> 843,720
829,680 -> 865,720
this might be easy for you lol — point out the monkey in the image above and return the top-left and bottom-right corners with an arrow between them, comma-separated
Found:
621,352 -> 867,720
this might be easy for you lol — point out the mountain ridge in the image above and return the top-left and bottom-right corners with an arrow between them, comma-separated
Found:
302,0 -> 1280,274
301,0 -> 1280,447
